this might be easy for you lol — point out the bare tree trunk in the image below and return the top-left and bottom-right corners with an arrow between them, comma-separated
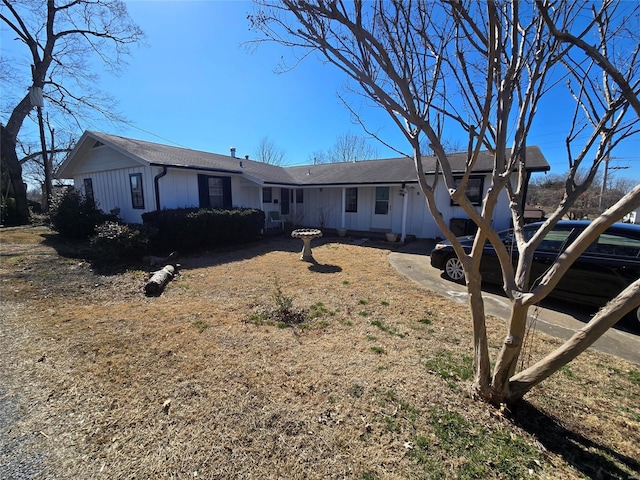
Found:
490,303 -> 530,404
467,272 -> 492,398
1,124 -> 29,225
507,280 -> 640,402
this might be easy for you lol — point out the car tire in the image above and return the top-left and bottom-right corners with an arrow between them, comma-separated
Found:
443,255 -> 465,283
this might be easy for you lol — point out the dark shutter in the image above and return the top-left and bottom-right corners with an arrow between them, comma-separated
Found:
197,174 -> 210,208
222,177 -> 232,209
280,188 -> 290,215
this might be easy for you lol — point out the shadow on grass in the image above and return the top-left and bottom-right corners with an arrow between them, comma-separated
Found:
40,232 -> 148,275
308,261 -> 342,273
512,402 -> 640,479
38,231 -> 346,275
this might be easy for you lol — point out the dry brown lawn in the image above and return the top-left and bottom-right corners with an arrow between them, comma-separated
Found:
1,226 -> 639,479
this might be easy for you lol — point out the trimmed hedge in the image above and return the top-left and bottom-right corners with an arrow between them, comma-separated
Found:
142,207 -> 265,251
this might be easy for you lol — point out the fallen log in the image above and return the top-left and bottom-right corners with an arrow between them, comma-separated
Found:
145,265 -> 176,296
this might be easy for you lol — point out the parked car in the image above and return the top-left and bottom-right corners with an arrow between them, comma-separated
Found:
430,220 -> 640,322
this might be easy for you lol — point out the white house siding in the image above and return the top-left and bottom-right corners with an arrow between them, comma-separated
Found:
66,142 -> 518,238
405,186 -> 435,238
154,168 -> 199,211
232,178 -> 261,209
73,145 -> 143,174
339,187 -> 373,231
74,165 -> 154,223
239,183 -> 262,210
154,170 -> 260,212
297,174 -> 515,240
623,208 -> 640,225
299,188 -> 339,228
413,174 -> 515,238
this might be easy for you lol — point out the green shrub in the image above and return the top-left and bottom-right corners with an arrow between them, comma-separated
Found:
49,191 -> 95,238
142,207 -> 264,251
49,190 -> 112,239
90,221 -> 156,262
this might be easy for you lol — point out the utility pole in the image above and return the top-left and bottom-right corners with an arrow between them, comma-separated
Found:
599,152 -> 610,211
29,65 -> 52,212
598,152 -> 629,210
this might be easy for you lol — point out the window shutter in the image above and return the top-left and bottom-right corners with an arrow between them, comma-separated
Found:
197,174 -> 210,208
222,177 -> 232,209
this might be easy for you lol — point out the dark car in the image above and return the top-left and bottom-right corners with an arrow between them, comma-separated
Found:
430,220 -> 640,321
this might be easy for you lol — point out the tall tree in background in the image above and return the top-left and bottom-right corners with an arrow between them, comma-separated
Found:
254,136 -> 286,165
327,132 -> 378,162
251,0 -> 639,405
18,121 -> 75,207
529,172 -> 636,220
310,132 -> 378,163
0,0 -> 143,225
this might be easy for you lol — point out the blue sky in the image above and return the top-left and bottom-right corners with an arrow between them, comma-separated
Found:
3,0 -> 639,183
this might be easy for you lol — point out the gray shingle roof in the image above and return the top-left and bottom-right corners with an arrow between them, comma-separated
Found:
89,131 -> 298,184
87,131 -> 549,186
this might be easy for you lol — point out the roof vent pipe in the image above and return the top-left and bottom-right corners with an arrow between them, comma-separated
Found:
239,161 -> 243,168
245,155 -> 249,160
230,147 -> 236,158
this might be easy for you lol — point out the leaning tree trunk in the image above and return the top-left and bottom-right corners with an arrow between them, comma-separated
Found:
506,280 -> 640,402
1,125 -> 29,225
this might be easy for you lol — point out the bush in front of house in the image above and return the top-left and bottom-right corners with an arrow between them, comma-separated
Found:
90,221 -> 156,262
142,207 -> 265,251
49,190 -> 112,239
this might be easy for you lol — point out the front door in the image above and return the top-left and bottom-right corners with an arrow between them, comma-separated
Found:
371,186 -> 392,230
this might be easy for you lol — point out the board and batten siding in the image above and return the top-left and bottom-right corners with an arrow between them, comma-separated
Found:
151,169 -> 260,212
153,168 -> 200,211
427,173 -> 514,236
74,166 -> 154,223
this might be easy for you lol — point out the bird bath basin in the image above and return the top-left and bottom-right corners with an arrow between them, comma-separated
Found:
291,229 -> 323,261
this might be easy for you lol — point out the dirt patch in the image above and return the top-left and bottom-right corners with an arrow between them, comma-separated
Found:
1,226 -> 639,479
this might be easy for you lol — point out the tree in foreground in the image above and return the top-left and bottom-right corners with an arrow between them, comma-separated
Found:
0,0 -> 143,225
250,0 -> 640,404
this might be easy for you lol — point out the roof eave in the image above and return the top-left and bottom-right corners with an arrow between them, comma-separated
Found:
149,162 -> 243,175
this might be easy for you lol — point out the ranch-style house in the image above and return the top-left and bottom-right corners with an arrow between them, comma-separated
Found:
56,131 -> 550,240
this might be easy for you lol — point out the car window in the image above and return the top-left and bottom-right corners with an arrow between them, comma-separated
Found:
500,226 -> 573,252
537,228 -> 574,252
586,232 -> 640,257
500,231 -> 515,244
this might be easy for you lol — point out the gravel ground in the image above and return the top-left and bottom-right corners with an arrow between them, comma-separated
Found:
0,386 -> 46,479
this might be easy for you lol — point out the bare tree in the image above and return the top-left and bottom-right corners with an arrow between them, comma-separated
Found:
254,136 -> 286,165
18,121 -> 75,208
308,149 -> 328,165
0,0 -> 143,225
530,171 -> 637,219
250,0 -> 640,405
310,132 -> 378,163
327,132 -> 378,162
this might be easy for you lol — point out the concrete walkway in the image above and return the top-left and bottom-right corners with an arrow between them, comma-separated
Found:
389,240 -> 640,365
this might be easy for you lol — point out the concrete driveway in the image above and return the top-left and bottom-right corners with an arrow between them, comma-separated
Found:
389,240 -> 640,365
